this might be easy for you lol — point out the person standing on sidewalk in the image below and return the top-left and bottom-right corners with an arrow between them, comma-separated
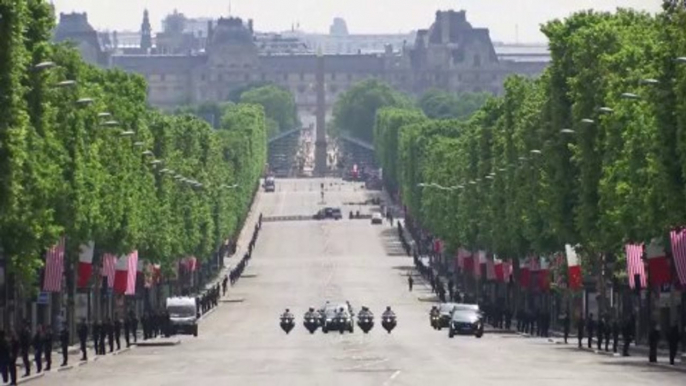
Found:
586,314 -> 595,349
114,316 -> 122,350
561,313 -> 570,344
648,322 -> 660,363
0,331 -> 10,384
19,322 -> 31,377
59,325 -> 69,367
124,315 -> 130,348
129,311 -> 138,344
92,320 -> 100,355
577,315 -> 585,348
43,326 -> 53,371
622,315 -> 633,356
612,318 -> 620,353
32,325 -> 43,373
407,275 -> 413,292
77,319 -> 88,361
9,331 -> 19,385
104,318 -> 114,353
667,324 -> 681,365
596,317 -> 604,351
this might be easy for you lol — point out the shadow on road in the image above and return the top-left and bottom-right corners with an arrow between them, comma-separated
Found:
379,228 -> 407,257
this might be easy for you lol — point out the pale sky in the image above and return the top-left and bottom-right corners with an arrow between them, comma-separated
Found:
52,0 -> 662,43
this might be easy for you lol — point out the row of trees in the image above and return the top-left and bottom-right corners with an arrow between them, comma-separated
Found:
374,7 -> 686,290
332,79 -> 488,143
178,83 -> 298,138
0,1 -> 267,292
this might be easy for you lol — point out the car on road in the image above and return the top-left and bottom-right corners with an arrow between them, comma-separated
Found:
320,302 -> 354,333
448,304 -> 484,338
436,303 -> 460,329
314,207 -> 342,220
166,296 -> 199,337
371,213 -> 383,224
263,176 -> 275,192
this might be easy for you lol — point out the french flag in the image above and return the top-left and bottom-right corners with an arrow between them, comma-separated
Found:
565,244 -> 582,290
646,239 -> 671,287
113,251 -> 139,295
77,242 -> 95,288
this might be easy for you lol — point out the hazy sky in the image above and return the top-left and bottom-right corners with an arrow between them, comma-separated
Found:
52,0 -> 662,43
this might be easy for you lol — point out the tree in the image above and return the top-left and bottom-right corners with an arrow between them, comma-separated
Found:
333,79 -> 411,143
418,89 -> 491,121
240,84 -> 298,134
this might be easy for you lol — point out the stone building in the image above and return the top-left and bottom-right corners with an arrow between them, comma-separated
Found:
54,10 -> 549,127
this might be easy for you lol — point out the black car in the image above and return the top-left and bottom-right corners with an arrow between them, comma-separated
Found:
314,207 -> 343,220
320,303 -> 354,333
436,303 -> 460,329
448,305 -> 484,338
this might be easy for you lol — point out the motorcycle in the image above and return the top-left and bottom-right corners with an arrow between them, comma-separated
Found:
335,316 -> 353,334
280,317 -> 295,334
303,317 -> 319,334
381,316 -> 397,334
430,314 -> 440,330
357,315 -> 374,334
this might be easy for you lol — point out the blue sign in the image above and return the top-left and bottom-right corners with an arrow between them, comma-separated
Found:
37,292 -> 49,305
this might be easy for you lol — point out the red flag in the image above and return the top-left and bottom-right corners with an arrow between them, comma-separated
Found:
77,242 -> 95,288
519,258 -> 530,288
538,259 -> 550,291
125,251 -> 138,295
646,239 -> 671,286
565,244 -> 582,290
43,237 -> 66,292
495,261 -> 504,282
102,254 -> 117,288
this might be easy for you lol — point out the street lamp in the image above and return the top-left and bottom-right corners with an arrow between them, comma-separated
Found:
581,118 -> 594,124
120,131 -> 135,137
621,92 -> 640,100
34,61 -> 56,71
98,112 -> 112,118
76,98 -> 94,106
640,79 -> 659,85
675,57 -> 686,63
560,128 -> 576,134
530,149 -> 542,155
142,150 -> 154,156
133,141 -> 145,147
101,120 -> 119,127
598,107 -> 614,114
149,159 -> 162,166
55,80 -> 77,88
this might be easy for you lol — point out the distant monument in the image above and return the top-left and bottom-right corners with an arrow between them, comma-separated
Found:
329,17 -> 349,36
314,50 -> 328,176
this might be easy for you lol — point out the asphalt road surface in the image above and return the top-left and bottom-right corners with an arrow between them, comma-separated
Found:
31,179 -> 685,386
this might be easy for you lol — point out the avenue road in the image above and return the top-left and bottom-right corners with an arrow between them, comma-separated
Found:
30,179 -> 685,386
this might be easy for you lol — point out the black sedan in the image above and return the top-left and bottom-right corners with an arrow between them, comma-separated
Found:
314,207 -> 342,220
448,306 -> 484,338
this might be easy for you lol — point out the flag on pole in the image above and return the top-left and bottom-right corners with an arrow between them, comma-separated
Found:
475,250 -> 487,278
494,257 -> 504,282
43,237 -> 66,292
460,249 -> 474,273
646,239 -> 671,286
625,243 -> 647,289
565,244 -> 582,290
539,258 -> 550,291
102,254 -> 117,288
77,242 -> 95,288
670,228 -> 686,286
125,250 -> 138,295
503,259 -> 513,282
486,254 -> 496,280
518,258 -> 530,288
113,255 -> 129,294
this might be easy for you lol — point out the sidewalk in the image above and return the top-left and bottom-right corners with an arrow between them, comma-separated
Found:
4,190 -> 265,386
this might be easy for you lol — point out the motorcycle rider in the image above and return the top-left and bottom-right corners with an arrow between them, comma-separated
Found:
382,306 -> 396,319
430,305 -> 440,317
304,307 -> 318,322
281,308 -> 295,321
358,306 -> 374,320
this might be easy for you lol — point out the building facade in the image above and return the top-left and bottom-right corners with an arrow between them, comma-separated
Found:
54,10 -> 549,127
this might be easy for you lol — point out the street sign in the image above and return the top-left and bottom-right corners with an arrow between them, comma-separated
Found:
36,292 -> 49,305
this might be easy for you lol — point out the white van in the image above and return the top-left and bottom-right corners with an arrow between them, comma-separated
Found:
166,297 -> 199,337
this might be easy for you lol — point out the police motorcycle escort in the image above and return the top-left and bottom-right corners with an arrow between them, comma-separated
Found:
356,306 -> 375,334
280,308 -> 295,334
381,306 -> 397,333
303,307 -> 320,334
429,305 -> 440,330
334,306 -> 354,334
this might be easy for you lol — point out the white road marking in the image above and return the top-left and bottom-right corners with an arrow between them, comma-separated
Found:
382,370 -> 401,386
